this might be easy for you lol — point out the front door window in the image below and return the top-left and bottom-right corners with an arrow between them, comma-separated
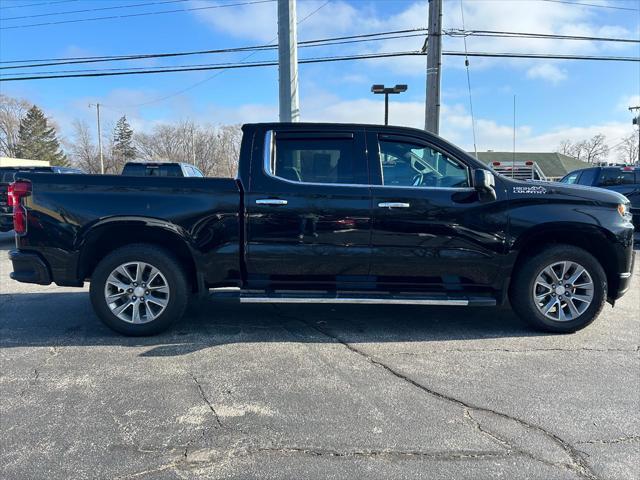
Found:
378,140 -> 470,188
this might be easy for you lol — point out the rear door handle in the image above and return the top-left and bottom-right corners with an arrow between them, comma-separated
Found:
256,199 -> 288,206
378,202 -> 410,208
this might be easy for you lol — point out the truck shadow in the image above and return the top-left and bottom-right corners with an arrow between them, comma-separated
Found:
0,291 -> 549,356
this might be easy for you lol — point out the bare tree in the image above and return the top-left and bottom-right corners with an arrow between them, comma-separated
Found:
582,134 -> 609,164
0,94 -> 31,157
133,121 -> 241,177
69,120 -> 101,173
557,134 -> 609,164
616,132 -> 639,165
557,139 -> 577,157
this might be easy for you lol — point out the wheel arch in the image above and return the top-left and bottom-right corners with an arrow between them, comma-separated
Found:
510,223 -> 619,299
77,218 -> 199,292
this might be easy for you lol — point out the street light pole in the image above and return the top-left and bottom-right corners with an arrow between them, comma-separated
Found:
384,93 -> 389,125
371,84 -> 408,126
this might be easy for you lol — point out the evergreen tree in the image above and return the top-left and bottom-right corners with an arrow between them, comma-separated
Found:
15,106 -> 67,165
112,116 -> 136,166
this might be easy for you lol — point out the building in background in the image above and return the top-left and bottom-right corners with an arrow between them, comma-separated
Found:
0,157 -> 50,168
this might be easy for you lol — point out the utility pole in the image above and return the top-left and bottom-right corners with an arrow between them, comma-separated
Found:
630,106 -> 640,165
425,0 -> 442,134
89,103 -> 105,174
277,0 -> 300,122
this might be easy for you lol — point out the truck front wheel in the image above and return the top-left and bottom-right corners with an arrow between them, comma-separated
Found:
89,244 -> 189,336
510,245 -> 607,333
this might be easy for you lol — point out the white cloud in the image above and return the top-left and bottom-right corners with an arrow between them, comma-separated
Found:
618,94 -> 640,112
526,63 -> 567,84
190,0 -> 364,43
189,0 -> 633,82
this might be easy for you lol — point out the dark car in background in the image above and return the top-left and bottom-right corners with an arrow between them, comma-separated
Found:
0,166 -> 84,232
121,162 -> 204,177
560,166 -> 640,230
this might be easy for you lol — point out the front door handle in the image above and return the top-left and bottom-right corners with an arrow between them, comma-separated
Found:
256,199 -> 288,206
378,202 -> 410,209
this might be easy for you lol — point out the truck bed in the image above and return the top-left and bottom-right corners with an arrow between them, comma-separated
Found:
15,172 -> 241,288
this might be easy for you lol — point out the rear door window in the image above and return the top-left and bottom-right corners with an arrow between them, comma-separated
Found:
272,133 -> 368,185
576,169 -> 597,186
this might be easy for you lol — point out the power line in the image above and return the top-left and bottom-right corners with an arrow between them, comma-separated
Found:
459,0 -> 478,158
0,29 -> 429,69
119,0 -> 330,108
0,0 -> 78,10
0,0 -> 277,30
0,51 -> 425,81
446,29 -> 640,44
1,0 -> 188,21
4,27 -> 638,70
444,51 -> 640,61
539,0 -> 639,12
2,50 -> 638,82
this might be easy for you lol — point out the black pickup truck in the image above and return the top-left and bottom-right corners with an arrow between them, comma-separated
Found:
8,123 -> 635,335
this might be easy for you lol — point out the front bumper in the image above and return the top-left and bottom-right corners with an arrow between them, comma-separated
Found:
9,249 -> 52,285
609,249 -> 635,301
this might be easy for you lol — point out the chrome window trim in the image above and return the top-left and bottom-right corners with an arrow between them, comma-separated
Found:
262,130 -> 476,192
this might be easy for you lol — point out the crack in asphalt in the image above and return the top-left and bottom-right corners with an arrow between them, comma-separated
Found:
274,308 -> 600,480
389,347 -> 639,354
254,446 -> 511,460
117,445 -> 516,478
191,374 -> 223,428
577,436 -> 640,445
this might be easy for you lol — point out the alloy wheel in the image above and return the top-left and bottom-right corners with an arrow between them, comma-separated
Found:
532,261 -> 594,322
103,261 -> 170,324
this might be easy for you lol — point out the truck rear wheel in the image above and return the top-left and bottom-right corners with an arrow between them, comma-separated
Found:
510,245 -> 607,333
89,244 -> 188,336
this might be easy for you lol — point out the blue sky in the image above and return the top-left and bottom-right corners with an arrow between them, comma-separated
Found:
1,0 -> 639,156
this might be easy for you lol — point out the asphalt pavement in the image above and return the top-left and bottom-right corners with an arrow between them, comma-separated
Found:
0,231 -> 638,479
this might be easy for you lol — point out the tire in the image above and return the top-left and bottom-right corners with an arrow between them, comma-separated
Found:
90,244 -> 189,336
510,244 -> 607,333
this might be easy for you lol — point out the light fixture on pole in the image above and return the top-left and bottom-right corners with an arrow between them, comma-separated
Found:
371,84 -> 407,125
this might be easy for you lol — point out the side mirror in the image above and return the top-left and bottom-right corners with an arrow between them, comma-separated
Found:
474,169 -> 496,201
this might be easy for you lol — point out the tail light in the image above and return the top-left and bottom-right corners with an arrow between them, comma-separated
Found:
7,181 -> 31,207
492,162 -> 501,166
8,181 -> 31,235
525,161 -> 533,166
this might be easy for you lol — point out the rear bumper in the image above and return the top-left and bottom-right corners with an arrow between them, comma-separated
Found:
8,249 -> 52,285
